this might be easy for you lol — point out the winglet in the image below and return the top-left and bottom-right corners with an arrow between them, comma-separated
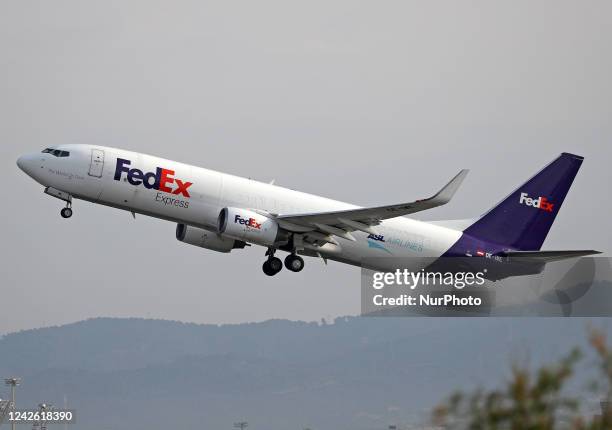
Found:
428,169 -> 469,205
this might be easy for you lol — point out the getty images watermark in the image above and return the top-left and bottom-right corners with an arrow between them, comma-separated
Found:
361,257 -> 612,317
371,268 -> 487,307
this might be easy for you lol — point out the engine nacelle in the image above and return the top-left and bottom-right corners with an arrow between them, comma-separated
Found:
176,224 -> 246,253
218,207 -> 287,246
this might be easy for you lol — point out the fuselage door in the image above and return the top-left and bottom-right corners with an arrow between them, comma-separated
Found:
88,149 -> 105,178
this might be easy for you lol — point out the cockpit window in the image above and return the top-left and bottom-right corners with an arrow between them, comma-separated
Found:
41,148 -> 69,157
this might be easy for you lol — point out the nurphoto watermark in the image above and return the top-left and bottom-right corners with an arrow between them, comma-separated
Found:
361,257 -> 612,317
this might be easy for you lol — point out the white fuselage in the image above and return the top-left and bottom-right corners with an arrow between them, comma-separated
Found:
17,144 -> 462,270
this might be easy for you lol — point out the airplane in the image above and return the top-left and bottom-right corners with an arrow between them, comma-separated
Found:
16,145 -> 599,277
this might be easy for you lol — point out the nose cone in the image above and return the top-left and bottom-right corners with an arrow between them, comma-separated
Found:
16,155 -> 26,171
17,153 -> 39,178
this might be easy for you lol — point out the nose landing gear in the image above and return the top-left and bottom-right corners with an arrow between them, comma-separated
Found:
60,203 -> 73,218
44,187 -> 73,219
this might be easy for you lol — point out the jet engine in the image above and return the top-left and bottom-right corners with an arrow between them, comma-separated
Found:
176,223 -> 246,253
217,207 -> 288,246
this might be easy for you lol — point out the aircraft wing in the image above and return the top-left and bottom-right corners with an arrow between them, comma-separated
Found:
276,169 -> 468,243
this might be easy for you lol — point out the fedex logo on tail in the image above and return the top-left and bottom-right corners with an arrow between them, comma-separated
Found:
235,215 -> 261,229
519,192 -> 554,212
114,158 -> 193,197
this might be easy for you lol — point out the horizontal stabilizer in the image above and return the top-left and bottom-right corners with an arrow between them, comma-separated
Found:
499,250 -> 601,263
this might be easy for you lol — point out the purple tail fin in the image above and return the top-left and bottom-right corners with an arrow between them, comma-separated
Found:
463,153 -> 583,251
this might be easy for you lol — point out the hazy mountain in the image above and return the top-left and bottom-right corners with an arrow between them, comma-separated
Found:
0,317 -> 608,429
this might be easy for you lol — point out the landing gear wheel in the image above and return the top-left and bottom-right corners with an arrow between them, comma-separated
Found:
268,257 -> 282,273
262,257 -> 283,276
60,207 -> 73,218
262,261 -> 275,276
284,254 -> 304,272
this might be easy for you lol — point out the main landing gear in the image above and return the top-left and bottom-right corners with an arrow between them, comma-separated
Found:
60,203 -> 73,218
262,248 -> 283,276
284,253 -> 304,272
262,248 -> 305,276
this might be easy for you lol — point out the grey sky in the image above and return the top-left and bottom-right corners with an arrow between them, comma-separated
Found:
1,0 -> 610,334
